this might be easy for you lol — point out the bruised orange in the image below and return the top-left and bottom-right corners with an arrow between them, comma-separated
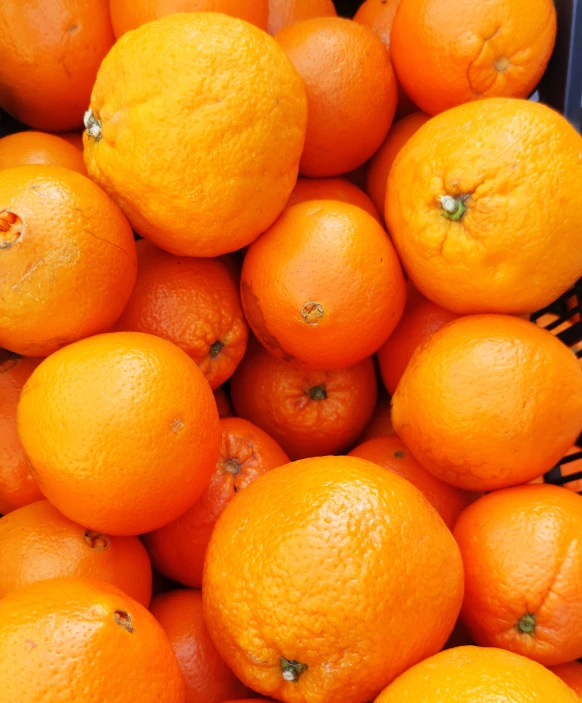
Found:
0,131 -> 87,174
287,177 -> 380,221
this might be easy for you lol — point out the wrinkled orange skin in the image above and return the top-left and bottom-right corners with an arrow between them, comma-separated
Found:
287,177 -> 380,221
374,646 -> 579,703
349,436 -> 475,529
17,332 -> 221,535
241,200 -> 406,370
143,417 -> 289,588
230,340 -> 378,459
115,241 -> 248,390
0,500 -> 152,606
203,456 -> 463,703
110,0 -> 269,37
213,387 -> 234,418
0,355 -> 43,514
0,166 -> 137,357
150,589 -> 251,703
0,0 -> 115,131
276,17 -> 397,177
455,486 -> 582,666
0,132 -> 87,174
392,315 -> 582,492
548,662 -> 582,697
0,578 -> 185,703
268,0 -> 336,34
358,392 -> 395,442
391,0 -> 556,116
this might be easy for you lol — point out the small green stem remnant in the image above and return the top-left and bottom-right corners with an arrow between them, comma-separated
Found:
309,384 -> 327,401
281,658 -> 308,682
84,109 -> 102,141
516,613 -> 536,636
439,195 -> 468,221
209,341 -> 224,358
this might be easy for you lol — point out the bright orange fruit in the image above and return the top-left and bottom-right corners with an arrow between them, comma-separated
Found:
268,0 -> 336,34
287,176 -> 380,221
0,131 -> 87,174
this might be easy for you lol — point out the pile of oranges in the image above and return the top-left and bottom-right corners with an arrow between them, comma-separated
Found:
1,0 -> 582,702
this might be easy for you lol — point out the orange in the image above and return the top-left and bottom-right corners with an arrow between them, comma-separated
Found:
268,0 -> 336,35
276,17 -> 397,177
0,500 -> 152,606
203,455 -> 463,703
548,662 -> 582,697
454,485 -> 582,666
374,646 -> 579,702
151,589 -> 252,703
143,417 -> 289,588
0,354 -> 43,514
287,176 -> 380,221
358,391 -> 395,442
365,113 -> 429,219
85,13 -> 307,257
230,340 -> 378,459
115,240 -> 248,390
110,0 -> 269,37
552,447 -> 582,494
391,0 -> 557,116
386,99 -> 582,314
214,387 -> 234,418
0,577 -> 185,703
0,0 -> 115,131
0,165 -> 137,357
241,200 -> 406,369
17,332 -> 221,535
349,436 -> 475,529
392,315 -> 582,492
377,283 -> 458,394
56,130 -> 83,149
0,131 -> 87,174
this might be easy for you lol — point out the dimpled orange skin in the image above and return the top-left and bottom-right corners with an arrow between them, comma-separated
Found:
115,240 -> 248,390
549,662 -> 582,696
386,99 -> 582,314
230,341 -> 378,460
276,18 -> 397,177
0,166 -> 137,357
110,0 -> 269,37
0,578 -> 185,703
0,500 -> 152,606
392,315 -> 582,492
241,200 -> 406,370
374,646 -> 579,703
17,332 -> 221,536
268,0 -> 336,35
85,13 -> 307,258
287,177 -> 380,221
203,456 -> 464,703
0,131 -> 87,174
143,417 -> 289,588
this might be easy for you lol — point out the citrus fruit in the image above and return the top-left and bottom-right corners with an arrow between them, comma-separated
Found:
0,577 -> 185,703
203,456 -> 463,703
55,130 -> 83,149
0,165 -> 137,357
276,17 -> 397,176
0,131 -> 87,174
115,240 -> 248,390
454,485 -> 582,666
268,0 -> 336,34
230,340 -> 377,459
214,387 -> 234,418
548,662 -> 582,697
287,176 -> 380,221
0,500 -> 152,605
0,0 -> 115,131
386,98 -> 582,314
241,200 -> 406,369
359,391 -> 395,442
84,12 -> 307,257
143,416 -> 289,587
17,332 -> 221,535
392,315 -> 582,491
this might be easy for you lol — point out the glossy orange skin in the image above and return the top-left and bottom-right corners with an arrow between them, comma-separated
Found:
230,341 -> 378,460
287,177 -> 380,221
115,241 -> 248,390
377,283 -> 458,394
0,166 -> 137,357
110,0 -> 269,37
268,0 -> 336,34
0,500 -> 152,605
143,417 -> 289,588
0,131 -> 87,174
0,578 -> 185,703
0,0 -> 115,131
349,436 -> 475,529
548,662 -> 582,697
241,200 -> 406,370
56,130 -> 84,150
358,392 -> 395,442
391,0 -> 556,116
0,355 -> 43,514
203,456 -> 464,703
365,113 -> 429,220
276,17 -> 397,177
17,332 -> 221,535
393,315 -> 582,492
213,387 -> 234,418
455,486 -> 582,666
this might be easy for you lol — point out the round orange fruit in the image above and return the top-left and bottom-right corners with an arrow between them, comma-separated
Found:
358,391 -> 395,442
0,131 -> 87,174
17,332 -> 221,535
85,12 -> 307,257
55,130 -> 84,150
286,176 -> 380,221
548,662 -> 582,697
268,0 -> 336,35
